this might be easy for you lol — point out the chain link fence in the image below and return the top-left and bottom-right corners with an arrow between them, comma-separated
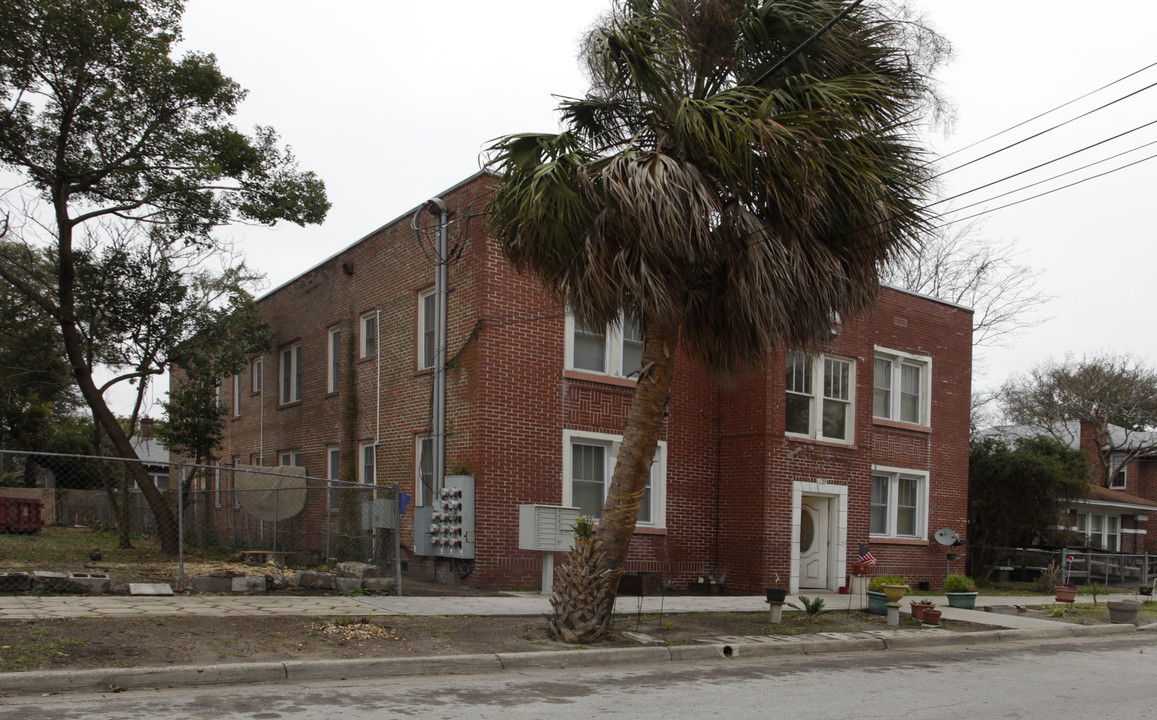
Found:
0,449 -> 405,589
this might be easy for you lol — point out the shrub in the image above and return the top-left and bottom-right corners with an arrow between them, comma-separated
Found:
943,574 -> 977,593
868,575 -> 906,592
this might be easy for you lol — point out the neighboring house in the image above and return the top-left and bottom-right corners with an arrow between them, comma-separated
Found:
183,171 -> 974,594
130,418 -> 170,492
985,422 -> 1157,553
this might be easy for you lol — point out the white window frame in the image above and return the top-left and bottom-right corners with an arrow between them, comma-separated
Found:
561,429 -> 666,528
279,451 -> 303,467
1109,453 -> 1127,489
416,434 -> 434,506
327,446 -> 341,512
361,312 -> 377,359
418,289 -> 437,370
869,466 -> 928,540
1075,512 -> 1120,551
327,326 -> 341,394
252,358 -> 263,395
359,442 -> 376,485
280,344 -> 302,404
784,352 -> 855,443
232,374 -> 241,417
564,313 -> 644,379
873,348 -> 932,426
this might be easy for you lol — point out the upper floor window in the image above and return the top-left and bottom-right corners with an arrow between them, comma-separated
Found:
870,467 -> 927,539
232,374 -> 241,417
280,344 -> 302,404
361,313 -> 377,358
1110,453 -> 1127,489
327,327 -> 341,394
566,313 -> 643,379
873,349 -> 931,425
360,442 -> 376,485
785,352 -> 854,443
562,429 -> 665,528
252,358 -> 263,395
419,289 -> 436,370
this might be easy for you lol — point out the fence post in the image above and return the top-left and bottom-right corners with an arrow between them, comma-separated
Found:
273,488 -> 279,553
177,463 -> 185,590
393,482 -> 402,597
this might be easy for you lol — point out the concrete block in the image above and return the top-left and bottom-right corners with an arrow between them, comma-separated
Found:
68,573 -> 111,593
362,577 -> 393,592
335,576 -> 363,592
32,571 -> 85,593
0,571 -> 31,591
191,576 -> 233,593
294,570 -> 335,589
336,561 -> 381,579
129,583 -> 173,596
232,575 -> 266,593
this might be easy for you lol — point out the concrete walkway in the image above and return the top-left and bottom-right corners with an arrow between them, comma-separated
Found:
0,591 -> 1134,629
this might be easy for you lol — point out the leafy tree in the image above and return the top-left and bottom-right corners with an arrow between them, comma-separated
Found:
968,434 -> 1088,579
1001,353 -> 1157,487
0,0 -> 329,552
486,0 -> 946,636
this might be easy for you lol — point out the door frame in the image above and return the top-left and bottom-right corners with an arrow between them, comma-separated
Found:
790,481 -> 848,594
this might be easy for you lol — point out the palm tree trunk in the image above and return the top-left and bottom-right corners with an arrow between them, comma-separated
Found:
597,317 -> 680,607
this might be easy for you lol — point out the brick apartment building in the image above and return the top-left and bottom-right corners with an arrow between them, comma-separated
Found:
196,171 -> 974,594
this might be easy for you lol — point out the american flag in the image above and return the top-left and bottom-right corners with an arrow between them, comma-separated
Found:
858,542 -> 877,566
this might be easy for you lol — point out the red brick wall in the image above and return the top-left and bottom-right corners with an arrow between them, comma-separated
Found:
189,173 -> 974,593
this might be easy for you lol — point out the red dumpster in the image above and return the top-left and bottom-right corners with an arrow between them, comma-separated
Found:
0,497 -> 44,534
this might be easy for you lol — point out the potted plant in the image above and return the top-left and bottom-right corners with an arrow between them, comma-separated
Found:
881,582 -> 909,604
866,575 -> 906,615
765,573 -> 788,603
943,574 -> 978,609
1139,584 -> 1152,597
1055,583 -> 1077,603
909,598 -> 936,622
921,607 -> 943,625
1107,598 -> 1142,624
850,562 -> 872,576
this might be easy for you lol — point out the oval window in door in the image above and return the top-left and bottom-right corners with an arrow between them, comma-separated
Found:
800,507 -> 815,553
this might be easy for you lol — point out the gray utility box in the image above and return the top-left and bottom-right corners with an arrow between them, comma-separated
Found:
361,496 -> 399,531
414,475 -> 475,559
518,505 -> 580,552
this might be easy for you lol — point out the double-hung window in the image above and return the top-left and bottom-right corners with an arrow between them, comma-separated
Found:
419,289 -> 437,370
1075,512 -> 1120,551
873,349 -> 931,425
232,374 -> 241,417
870,468 -> 927,539
361,313 -> 377,359
566,313 -> 644,379
327,327 -> 341,394
360,443 -> 376,485
280,344 -> 302,404
252,358 -> 263,395
279,451 -> 303,467
785,352 -> 854,443
562,430 -> 665,527
1109,453 -> 1127,489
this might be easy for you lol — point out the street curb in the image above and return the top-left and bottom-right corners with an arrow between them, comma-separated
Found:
0,624 -> 1143,695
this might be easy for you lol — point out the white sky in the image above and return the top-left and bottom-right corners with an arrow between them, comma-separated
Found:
154,1 -> 1157,417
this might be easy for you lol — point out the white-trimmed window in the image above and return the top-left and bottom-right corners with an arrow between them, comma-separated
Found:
361,313 -> 377,359
785,352 -> 854,443
562,429 -> 665,528
232,374 -> 241,417
870,467 -> 928,539
1075,512 -> 1120,551
416,435 -> 434,506
565,313 -> 644,379
327,327 -> 341,394
279,451 -> 302,467
1109,453 -> 1127,489
419,289 -> 437,370
360,442 -> 376,485
327,446 -> 340,511
280,344 -> 302,404
252,358 -> 263,394
873,349 -> 931,425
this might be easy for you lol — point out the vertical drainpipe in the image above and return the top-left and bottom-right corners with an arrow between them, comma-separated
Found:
427,198 -> 449,498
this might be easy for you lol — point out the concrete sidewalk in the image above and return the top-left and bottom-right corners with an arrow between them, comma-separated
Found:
0,590 -> 1135,628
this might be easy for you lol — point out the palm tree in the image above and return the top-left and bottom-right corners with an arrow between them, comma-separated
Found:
486,0 -> 947,638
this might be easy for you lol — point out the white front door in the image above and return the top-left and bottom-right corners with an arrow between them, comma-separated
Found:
799,496 -> 830,589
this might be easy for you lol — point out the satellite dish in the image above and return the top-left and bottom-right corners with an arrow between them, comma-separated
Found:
933,528 -> 959,546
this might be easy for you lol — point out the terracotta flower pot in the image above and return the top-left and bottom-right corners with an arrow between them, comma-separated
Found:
1055,585 -> 1077,603
909,602 -> 934,621
921,608 -> 942,625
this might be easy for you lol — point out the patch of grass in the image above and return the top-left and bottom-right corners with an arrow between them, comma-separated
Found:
0,635 -> 89,671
